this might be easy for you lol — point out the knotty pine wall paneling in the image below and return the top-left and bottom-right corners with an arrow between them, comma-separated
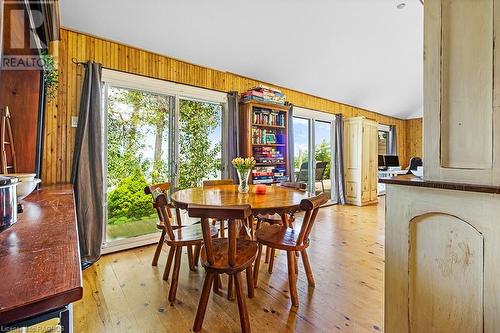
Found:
406,118 -> 423,161
43,28 -> 411,184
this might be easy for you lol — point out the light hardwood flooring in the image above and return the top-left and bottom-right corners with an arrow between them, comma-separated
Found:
74,199 -> 385,332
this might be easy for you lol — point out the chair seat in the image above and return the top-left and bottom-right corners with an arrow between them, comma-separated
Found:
256,213 -> 283,225
200,238 -> 257,273
255,224 -> 308,251
157,221 -> 191,230
166,223 -> 218,246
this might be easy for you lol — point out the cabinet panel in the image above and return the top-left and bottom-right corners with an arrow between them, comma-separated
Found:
409,213 -> 484,333
440,0 -> 493,170
424,0 -> 500,184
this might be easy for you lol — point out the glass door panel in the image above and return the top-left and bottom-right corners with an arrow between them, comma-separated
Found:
314,120 -> 332,199
105,86 -> 172,242
293,117 -> 311,188
177,99 -> 223,189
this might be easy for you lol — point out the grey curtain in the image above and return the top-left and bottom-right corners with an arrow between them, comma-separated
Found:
226,91 -> 239,182
334,114 -> 346,204
71,61 -> 104,269
287,104 -> 294,182
388,124 -> 397,155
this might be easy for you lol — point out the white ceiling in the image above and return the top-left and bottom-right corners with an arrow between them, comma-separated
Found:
60,0 -> 423,119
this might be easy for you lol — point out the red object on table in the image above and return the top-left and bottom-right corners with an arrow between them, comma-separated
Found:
255,184 -> 267,194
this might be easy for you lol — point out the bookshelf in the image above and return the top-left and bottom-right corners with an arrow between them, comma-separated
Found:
239,100 -> 290,185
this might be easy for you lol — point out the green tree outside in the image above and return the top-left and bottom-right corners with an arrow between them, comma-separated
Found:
105,87 -> 222,239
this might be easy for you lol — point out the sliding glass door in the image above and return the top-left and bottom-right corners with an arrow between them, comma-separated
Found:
293,107 -> 337,203
105,86 -> 172,242
177,98 -> 223,189
101,70 -> 227,249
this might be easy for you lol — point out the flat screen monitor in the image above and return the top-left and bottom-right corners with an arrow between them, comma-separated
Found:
378,155 -> 385,167
384,155 -> 400,167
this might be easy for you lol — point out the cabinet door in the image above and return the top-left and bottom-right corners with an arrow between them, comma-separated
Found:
361,123 -> 370,203
344,119 -> 361,204
369,124 -> 378,201
424,0 -> 500,185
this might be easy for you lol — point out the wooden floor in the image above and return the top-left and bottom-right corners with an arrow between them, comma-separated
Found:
74,199 -> 385,333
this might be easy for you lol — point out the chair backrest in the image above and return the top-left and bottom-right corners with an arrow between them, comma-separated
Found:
202,179 -> 234,187
152,190 -> 176,241
144,182 -> 173,220
280,181 -> 307,191
406,157 -> 423,174
296,193 -> 328,246
296,162 -> 308,182
144,182 -> 171,195
315,162 -> 328,181
188,204 -> 251,267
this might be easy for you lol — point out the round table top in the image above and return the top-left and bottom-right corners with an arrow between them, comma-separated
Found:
171,184 -> 311,214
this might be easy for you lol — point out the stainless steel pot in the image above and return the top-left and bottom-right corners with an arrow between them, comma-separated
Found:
0,175 -> 18,232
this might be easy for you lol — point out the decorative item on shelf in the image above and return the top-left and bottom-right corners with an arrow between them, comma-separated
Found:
241,85 -> 286,105
232,157 -> 256,194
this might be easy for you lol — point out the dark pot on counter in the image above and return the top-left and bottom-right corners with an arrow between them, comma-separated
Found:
0,176 -> 18,232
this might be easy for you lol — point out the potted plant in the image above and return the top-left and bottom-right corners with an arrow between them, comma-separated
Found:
231,157 -> 256,194
40,52 -> 59,102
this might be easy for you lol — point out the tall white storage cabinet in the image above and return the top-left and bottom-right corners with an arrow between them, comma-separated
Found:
343,117 -> 378,206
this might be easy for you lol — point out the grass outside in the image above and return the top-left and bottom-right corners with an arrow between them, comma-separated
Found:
106,214 -> 160,241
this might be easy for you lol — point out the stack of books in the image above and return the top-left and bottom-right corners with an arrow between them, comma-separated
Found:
251,166 -> 289,184
241,85 -> 286,105
253,108 -> 286,126
253,146 -> 285,164
252,167 -> 274,184
273,166 -> 288,182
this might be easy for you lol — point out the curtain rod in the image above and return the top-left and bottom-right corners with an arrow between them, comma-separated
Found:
71,57 -> 87,65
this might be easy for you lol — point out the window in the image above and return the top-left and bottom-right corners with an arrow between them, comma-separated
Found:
101,70 -> 227,251
293,107 -> 337,203
378,130 -> 389,155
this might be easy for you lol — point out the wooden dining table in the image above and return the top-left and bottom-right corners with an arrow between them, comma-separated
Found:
171,184 -> 311,226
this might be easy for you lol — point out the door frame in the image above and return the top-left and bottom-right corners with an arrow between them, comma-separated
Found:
293,107 -> 337,204
100,69 -> 227,252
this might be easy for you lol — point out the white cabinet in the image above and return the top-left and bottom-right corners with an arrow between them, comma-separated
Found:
385,185 -> 500,333
424,0 -> 500,185
343,117 -> 378,206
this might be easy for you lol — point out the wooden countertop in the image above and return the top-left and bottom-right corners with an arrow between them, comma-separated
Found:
0,185 -> 83,325
379,174 -> 500,194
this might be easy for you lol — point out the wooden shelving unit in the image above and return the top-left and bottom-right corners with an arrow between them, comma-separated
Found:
239,100 -> 290,185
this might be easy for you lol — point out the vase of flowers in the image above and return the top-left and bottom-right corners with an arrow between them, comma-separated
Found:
232,157 -> 256,194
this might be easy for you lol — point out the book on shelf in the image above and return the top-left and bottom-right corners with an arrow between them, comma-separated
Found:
252,108 -> 286,126
242,85 -> 286,105
251,165 -> 289,184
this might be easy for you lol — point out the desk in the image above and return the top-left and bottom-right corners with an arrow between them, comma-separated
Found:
0,185 -> 82,332
377,169 -> 408,195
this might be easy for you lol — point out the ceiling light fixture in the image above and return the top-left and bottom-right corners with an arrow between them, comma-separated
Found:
397,2 -> 406,9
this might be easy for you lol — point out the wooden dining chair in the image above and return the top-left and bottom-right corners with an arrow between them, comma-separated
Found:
188,204 -> 257,333
254,193 -> 328,307
202,179 -> 234,238
152,189 -> 218,303
144,183 -> 175,267
256,181 -> 307,272
146,182 -> 204,274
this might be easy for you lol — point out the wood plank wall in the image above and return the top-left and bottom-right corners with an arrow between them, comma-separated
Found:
43,28 -> 413,184
406,118 -> 423,160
